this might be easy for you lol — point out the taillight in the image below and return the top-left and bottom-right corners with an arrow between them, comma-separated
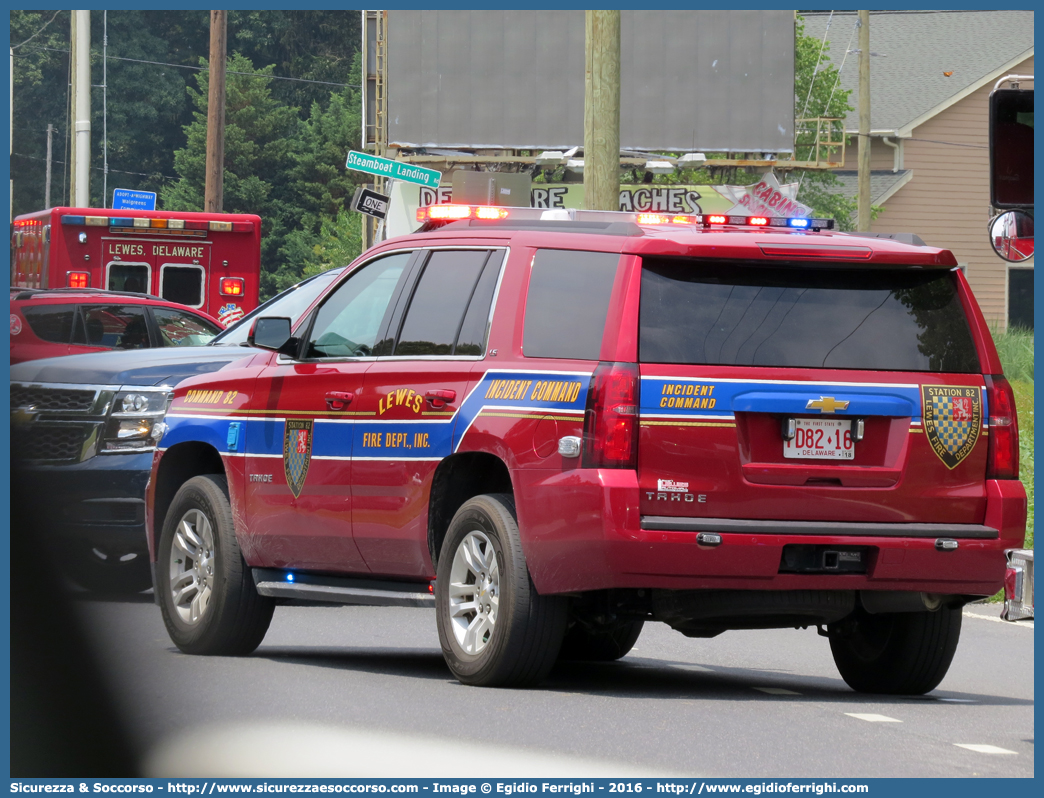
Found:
66,271 -> 89,288
220,277 -> 245,296
985,375 -> 1019,479
582,361 -> 639,469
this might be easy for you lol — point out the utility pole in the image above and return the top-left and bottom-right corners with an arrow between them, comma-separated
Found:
857,10 -> 871,231
583,10 -> 621,211
70,10 -> 91,207
205,10 -> 227,213
45,124 -> 54,208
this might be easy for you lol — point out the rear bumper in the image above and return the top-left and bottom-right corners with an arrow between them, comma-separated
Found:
518,469 -> 1025,596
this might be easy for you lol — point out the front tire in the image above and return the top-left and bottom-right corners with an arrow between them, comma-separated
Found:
157,475 -> 274,656
829,606 -> 962,695
435,494 -> 567,687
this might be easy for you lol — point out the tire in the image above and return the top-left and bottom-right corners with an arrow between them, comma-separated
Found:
829,606 -> 962,695
157,475 -> 274,656
435,494 -> 568,687
63,546 -> 152,595
559,619 -> 644,662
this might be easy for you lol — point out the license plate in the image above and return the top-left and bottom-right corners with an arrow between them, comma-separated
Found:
784,418 -> 855,460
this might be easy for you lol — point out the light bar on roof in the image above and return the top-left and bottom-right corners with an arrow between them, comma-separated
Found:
694,214 -> 834,230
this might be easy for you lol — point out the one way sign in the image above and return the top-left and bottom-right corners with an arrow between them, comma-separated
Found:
350,185 -> 389,220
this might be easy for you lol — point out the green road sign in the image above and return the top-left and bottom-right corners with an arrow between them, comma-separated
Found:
345,150 -> 442,187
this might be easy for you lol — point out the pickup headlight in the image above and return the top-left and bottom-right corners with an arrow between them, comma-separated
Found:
102,389 -> 172,452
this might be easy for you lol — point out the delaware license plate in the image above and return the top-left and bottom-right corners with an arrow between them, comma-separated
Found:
784,418 -> 855,460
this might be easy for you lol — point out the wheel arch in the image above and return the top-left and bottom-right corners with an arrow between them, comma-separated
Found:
152,441 -> 228,558
427,451 -> 513,570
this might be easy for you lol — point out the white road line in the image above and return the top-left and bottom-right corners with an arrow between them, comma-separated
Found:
754,687 -> 800,695
845,713 -> 902,723
672,664 -> 714,673
937,698 -> 977,703
963,610 -> 1034,629
954,744 -> 1018,755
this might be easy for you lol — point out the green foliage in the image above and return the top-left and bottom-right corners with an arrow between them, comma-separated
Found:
992,325 -> 1035,382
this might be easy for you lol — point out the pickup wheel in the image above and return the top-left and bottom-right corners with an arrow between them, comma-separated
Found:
157,475 -> 274,656
559,619 -> 644,662
435,494 -> 568,687
829,606 -> 962,695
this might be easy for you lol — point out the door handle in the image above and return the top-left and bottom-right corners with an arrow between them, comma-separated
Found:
325,391 -> 355,410
425,389 -> 457,409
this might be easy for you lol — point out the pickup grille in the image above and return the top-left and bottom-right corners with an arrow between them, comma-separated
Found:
11,386 -> 96,412
13,425 -> 90,462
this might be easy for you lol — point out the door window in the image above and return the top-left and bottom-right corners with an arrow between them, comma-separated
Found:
394,250 -> 498,356
160,264 -> 206,308
20,304 -> 78,343
152,307 -> 222,346
107,263 -> 151,294
82,305 -> 151,350
305,253 -> 412,358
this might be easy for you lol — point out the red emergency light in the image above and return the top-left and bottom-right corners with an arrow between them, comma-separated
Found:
66,271 -> 90,288
220,277 -> 245,297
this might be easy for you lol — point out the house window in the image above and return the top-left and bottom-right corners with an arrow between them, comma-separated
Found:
1008,267 -> 1034,330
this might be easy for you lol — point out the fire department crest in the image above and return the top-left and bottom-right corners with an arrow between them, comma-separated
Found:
921,385 -> 982,470
283,419 -> 313,498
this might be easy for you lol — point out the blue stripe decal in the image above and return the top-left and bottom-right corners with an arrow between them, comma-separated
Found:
162,370 -> 592,461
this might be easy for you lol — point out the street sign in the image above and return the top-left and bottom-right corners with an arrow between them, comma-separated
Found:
112,188 -> 157,211
350,186 -> 390,220
345,150 -> 441,187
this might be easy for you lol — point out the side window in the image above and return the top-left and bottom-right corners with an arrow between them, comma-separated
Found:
394,250 -> 496,356
455,252 -> 504,356
522,250 -> 619,360
21,304 -> 78,344
82,305 -> 151,350
305,253 -> 412,358
152,307 -> 222,347
160,265 -> 205,307
108,263 -> 150,294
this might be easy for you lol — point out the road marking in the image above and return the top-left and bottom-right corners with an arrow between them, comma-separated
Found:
673,663 -> 713,673
937,698 -> 977,703
954,744 -> 1018,755
845,713 -> 901,723
963,610 -> 1033,629
753,687 -> 800,695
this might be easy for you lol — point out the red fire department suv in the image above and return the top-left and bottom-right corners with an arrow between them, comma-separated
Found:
145,206 -> 1027,694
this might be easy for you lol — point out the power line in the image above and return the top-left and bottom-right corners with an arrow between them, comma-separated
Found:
11,10 -> 62,50
12,151 -> 179,181
17,45 -> 356,88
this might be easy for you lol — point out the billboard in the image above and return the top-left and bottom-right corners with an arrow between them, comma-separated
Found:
386,10 -> 795,154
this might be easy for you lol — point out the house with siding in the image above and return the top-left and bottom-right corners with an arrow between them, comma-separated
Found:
802,10 -> 1034,328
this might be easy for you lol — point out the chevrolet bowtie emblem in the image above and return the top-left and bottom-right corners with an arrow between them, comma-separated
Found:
806,396 -> 850,414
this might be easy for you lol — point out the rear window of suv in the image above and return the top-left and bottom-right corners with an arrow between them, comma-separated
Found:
640,260 -> 980,373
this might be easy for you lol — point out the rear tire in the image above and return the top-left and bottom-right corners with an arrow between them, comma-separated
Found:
157,475 -> 274,656
436,494 -> 568,686
559,619 -> 644,662
829,606 -> 962,695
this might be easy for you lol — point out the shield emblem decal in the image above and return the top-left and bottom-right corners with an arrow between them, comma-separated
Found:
921,385 -> 982,470
283,419 -> 313,497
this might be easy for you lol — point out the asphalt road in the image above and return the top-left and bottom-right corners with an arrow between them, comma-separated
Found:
64,593 -> 1033,778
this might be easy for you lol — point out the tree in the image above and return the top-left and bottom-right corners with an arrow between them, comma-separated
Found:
792,14 -> 861,230
163,53 -> 304,295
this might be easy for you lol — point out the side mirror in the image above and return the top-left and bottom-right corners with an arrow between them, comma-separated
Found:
248,317 -> 298,356
989,87 -> 1034,209
989,210 -> 1035,263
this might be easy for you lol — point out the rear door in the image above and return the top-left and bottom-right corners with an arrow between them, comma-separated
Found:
638,259 -> 988,525
352,247 -> 505,577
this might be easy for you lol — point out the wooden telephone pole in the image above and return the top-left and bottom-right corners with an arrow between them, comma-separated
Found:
205,10 -> 227,213
857,10 -> 871,231
583,10 -> 621,211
